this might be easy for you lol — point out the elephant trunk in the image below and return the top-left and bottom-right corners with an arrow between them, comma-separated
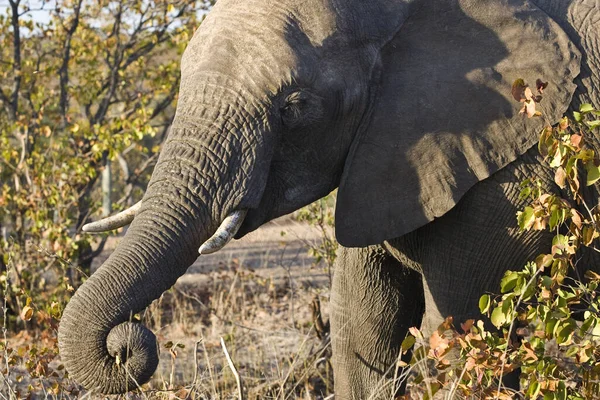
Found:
58,186 -> 212,393
58,90 -> 271,393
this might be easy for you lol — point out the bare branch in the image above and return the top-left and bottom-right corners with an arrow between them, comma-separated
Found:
92,0 -> 125,124
8,0 -> 22,120
150,80 -> 180,120
221,337 -> 245,400
59,0 -> 84,126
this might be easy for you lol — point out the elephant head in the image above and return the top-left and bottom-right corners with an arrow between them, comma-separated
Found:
58,0 -> 580,393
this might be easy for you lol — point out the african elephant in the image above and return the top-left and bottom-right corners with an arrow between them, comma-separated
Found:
57,0 -> 600,397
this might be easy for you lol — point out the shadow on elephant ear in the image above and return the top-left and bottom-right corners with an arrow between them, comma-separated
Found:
336,0 -> 579,248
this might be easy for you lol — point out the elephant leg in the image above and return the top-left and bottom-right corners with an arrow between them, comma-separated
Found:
330,245 -> 424,399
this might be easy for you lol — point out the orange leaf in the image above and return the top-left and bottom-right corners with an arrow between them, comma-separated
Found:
570,209 -> 583,230
571,133 -> 583,149
520,99 -> 539,118
461,319 -> 475,333
524,87 -> 534,102
554,167 -> 567,189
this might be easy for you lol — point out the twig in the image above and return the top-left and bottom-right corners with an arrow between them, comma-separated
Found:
221,337 -> 244,400
447,359 -> 469,400
1,253 -> 16,399
186,340 -> 202,399
201,333 -> 218,399
496,267 -> 542,398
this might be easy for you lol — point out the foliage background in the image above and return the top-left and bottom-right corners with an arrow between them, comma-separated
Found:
0,0 -> 211,328
0,2 -> 337,398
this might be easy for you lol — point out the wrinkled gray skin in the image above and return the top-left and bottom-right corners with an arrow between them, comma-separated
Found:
58,0 -> 600,397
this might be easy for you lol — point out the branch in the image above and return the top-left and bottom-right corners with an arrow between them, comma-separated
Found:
150,81 -> 179,120
78,236 -> 109,264
120,5 -> 190,71
8,0 -> 22,120
58,0 -> 84,126
92,0 -> 125,124
220,338 -> 245,400
17,1 -> 48,17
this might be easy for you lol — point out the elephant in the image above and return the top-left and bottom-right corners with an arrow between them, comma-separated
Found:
57,0 -> 600,397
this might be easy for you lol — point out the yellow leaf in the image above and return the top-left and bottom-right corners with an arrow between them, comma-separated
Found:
20,306 -> 33,321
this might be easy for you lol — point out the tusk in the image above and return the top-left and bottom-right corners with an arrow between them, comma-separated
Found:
199,210 -> 248,255
82,201 -> 142,233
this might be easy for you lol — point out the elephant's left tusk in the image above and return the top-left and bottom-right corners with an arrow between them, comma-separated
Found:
199,210 -> 247,255
82,201 -> 142,233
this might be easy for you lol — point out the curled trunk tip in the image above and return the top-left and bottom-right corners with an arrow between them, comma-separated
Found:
58,313 -> 159,394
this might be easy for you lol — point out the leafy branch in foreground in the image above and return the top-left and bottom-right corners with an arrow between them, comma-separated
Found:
400,84 -> 600,400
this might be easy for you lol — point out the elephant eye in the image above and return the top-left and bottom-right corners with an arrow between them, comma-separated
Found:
280,91 -> 323,129
280,93 -> 305,124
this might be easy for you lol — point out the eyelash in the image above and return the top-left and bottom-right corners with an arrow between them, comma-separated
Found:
279,91 -> 323,128
281,102 -> 303,119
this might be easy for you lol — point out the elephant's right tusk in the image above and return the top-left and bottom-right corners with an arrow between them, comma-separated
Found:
82,201 -> 142,233
199,210 -> 247,255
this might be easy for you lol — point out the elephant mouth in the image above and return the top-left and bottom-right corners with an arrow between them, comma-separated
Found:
234,183 -> 284,239
236,207 -> 269,238
198,209 -> 248,254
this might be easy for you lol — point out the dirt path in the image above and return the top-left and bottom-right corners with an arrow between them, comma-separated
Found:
93,215 -> 326,273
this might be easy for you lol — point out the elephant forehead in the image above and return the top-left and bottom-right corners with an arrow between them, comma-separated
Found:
182,0 -> 337,80
181,0 -> 415,91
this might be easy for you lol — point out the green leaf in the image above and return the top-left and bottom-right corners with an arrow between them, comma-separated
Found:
541,275 -> 552,289
491,306 -> 507,328
580,315 -> 595,335
527,379 -> 541,399
479,294 -> 491,314
500,272 -> 519,293
401,335 -> 416,352
587,119 -> 600,129
502,295 -> 514,315
552,234 -> 569,247
555,319 -> 576,345
517,206 -> 536,231
585,161 -> 600,186
573,111 -> 582,122
580,103 -> 595,113
549,208 -> 561,230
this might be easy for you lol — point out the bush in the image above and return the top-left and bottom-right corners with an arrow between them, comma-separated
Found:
401,84 -> 600,399
0,1 -> 206,395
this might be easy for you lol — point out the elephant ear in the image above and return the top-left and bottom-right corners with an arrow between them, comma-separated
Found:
336,0 -> 581,247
